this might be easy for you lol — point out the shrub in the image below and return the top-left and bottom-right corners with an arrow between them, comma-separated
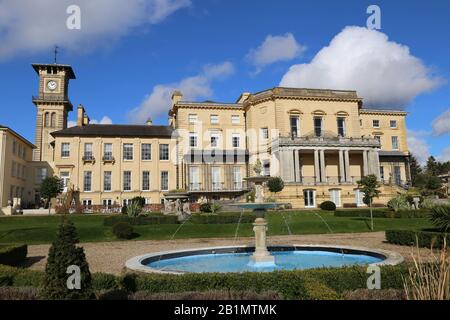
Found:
112,222 -> 134,240
429,204 -> 450,232
127,201 -> 142,218
131,196 -> 146,208
334,209 -> 429,219
387,195 -> 410,212
42,218 -> 93,300
0,244 -> 27,266
129,290 -> 282,300
267,177 -> 284,194
343,289 -> 406,300
343,203 -> 357,208
385,229 -> 450,248
92,273 -> 120,291
199,203 -> 212,213
121,205 -> 127,215
190,212 -> 256,224
104,214 -> 178,226
95,289 -> 128,300
211,203 -> 222,214
320,201 -> 336,211
0,287 -> 40,300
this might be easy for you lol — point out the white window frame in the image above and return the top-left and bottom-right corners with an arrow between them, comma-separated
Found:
123,171 -> 132,192
210,114 -> 219,124
355,189 -> 366,207
304,190 -> 316,208
123,143 -> 134,161
141,143 -> 152,161
189,133 -> 198,148
392,136 -> 399,150
261,127 -> 269,140
189,166 -> 200,191
390,120 -> 398,128
372,119 -> 380,128
337,117 -> 346,137
161,171 -> 169,191
231,115 -> 240,125
61,143 -> 70,158
103,171 -> 112,192
210,132 -> 220,148
330,189 -> 341,207
83,171 -> 92,192
104,143 -> 113,160
159,144 -> 169,161
84,143 -> 93,160
142,171 -> 150,191
188,113 -> 198,124
232,133 -> 240,148
60,171 -> 70,192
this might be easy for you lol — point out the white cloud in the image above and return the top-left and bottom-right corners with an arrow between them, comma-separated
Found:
67,116 -> 112,127
432,108 -> 450,136
407,130 -> 430,165
127,61 -> 235,123
437,147 -> 450,162
246,33 -> 305,72
280,26 -> 443,108
0,0 -> 191,59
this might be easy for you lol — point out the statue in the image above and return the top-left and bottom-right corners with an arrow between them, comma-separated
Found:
182,202 -> 191,216
253,159 -> 262,176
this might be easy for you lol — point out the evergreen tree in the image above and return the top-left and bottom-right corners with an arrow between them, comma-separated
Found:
425,156 -> 439,176
42,218 -> 93,300
357,175 -> 381,231
40,176 -> 63,214
409,155 -> 422,186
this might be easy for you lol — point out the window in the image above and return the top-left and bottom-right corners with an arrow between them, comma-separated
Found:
160,171 -> 169,191
211,167 -> 221,190
83,171 -> 92,192
82,199 -> 92,209
390,120 -> 397,128
304,190 -> 316,208
44,112 -> 50,127
210,132 -> 219,148
103,171 -> 112,192
60,171 -> 70,191
189,167 -> 200,190
188,113 -> 198,124
330,189 -> 341,207
51,113 -> 56,127
11,162 -> 16,177
314,118 -> 322,137
123,171 -> 132,191
142,171 -> 150,191
103,143 -> 113,160
290,116 -> 300,138
374,135 -> 381,144
36,167 -> 47,183
372,120 -> 380,128
261,127 -> 269,140
141,143 -> 151,160
231,115 -> 240,124
210,114 -> 219,124
355,189 -> 365,206
159,144 -> 169,160
263,161 -> 270,176
61,143 -> 70,158
84,143 -> 93,160
12,141 -> 17,154
392,136 -> 399,150
394,166 -> 402,185
123,144 -> 133,160
233,167 -> 242,189
380,166 -> 385,181
189,133 -> 198,147
232,134 -> 240,148
337,117 -> 346,137
103,199 -> 112,208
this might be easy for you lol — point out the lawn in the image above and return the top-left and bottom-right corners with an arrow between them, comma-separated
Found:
0,211 -> 431,245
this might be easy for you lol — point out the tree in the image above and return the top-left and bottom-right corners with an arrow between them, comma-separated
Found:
42,218 -> 93,300
357,174 -> 381,231
40,176 -> 63,214
267,177 -> 285,199
426,156 -> 439,176
409,155 -> 422,187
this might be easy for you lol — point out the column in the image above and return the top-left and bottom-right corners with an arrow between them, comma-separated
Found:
344,149 -> 351,183
314,149 -> 320,183
339,149 -> 345,183
373,150 -> 381,180
320,149 -> 326,183
363,150 -> 368,177
293,150 -> 301,182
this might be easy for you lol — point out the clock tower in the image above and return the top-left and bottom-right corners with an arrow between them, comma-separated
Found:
32,63 -> 76,162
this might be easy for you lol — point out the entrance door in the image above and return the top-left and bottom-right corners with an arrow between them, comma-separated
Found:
304,190 -> 316,208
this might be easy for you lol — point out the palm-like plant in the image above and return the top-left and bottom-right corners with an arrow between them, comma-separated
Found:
429,205 -> 450,232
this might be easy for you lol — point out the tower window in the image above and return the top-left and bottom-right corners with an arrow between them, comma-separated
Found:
337,117 -> 346,137
290,116 -> 300,138
51,113 -> 56,127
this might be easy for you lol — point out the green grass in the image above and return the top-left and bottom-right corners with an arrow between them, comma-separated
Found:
0,211 -> 432,245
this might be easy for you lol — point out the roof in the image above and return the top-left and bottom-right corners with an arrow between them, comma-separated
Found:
51,124 -> 174,138
31,63 -> 76,79
360,108 -> 407,115
0,125 -> 36,148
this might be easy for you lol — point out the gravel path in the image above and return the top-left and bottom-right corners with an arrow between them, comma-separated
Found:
25,232 -> 434,275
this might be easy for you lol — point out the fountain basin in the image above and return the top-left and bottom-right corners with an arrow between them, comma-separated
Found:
125,245 -> 403,274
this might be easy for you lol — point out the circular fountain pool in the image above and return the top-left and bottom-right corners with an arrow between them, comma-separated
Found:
126,245 -> 403,274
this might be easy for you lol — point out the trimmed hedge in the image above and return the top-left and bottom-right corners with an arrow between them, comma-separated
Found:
386,229 -> 450,248
190,212 -> 256,224
112,222 -> 134,240
104,214 -> 178,226
320,201 -> 336,211
0,264 -> 408,300
0,244 -> 27,266
334,209 -> 429,219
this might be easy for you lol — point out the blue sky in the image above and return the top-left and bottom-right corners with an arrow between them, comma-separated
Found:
0,0 -> 449,164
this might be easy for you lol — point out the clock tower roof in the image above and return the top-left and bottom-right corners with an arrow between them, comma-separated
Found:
31,63 -> 76,79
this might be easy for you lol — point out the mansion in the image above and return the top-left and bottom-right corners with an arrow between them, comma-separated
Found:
0,63 -> 411,212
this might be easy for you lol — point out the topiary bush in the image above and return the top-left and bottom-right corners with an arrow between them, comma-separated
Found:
199,203 -> 212,213
320,201 -> 336,211
385,229 -> 450,248
112,222 -> 134,240
267,177 -> 284,194
0,244 -> 27,266
42,218 -> 93,300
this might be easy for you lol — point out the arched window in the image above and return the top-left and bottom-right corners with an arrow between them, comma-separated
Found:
51,113 -> 56,127
44,112 -> 50,127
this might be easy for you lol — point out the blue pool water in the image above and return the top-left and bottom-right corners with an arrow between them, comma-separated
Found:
147,250 -> 383,273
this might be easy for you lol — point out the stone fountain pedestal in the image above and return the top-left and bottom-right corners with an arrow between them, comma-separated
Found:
250,217 -> 275,265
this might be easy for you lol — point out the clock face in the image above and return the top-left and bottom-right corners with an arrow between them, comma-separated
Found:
47,80 -> 58,91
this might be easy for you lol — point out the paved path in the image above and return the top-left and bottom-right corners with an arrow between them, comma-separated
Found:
26,232 -> 433,275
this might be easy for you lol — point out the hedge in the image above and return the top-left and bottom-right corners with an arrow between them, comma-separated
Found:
385,229 -> 450,248
103,214 -> 178,226
190,212 -> 256,224
0,264 -> 408,300
334,209 -> 429,219
0,244 -> 28,266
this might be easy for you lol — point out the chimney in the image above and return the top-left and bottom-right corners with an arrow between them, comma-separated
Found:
77,105 -> 85,126
237,92 -> 251,103
171,90 -> 183,107
146,118 -> 153,126
83,114 -> 90,126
